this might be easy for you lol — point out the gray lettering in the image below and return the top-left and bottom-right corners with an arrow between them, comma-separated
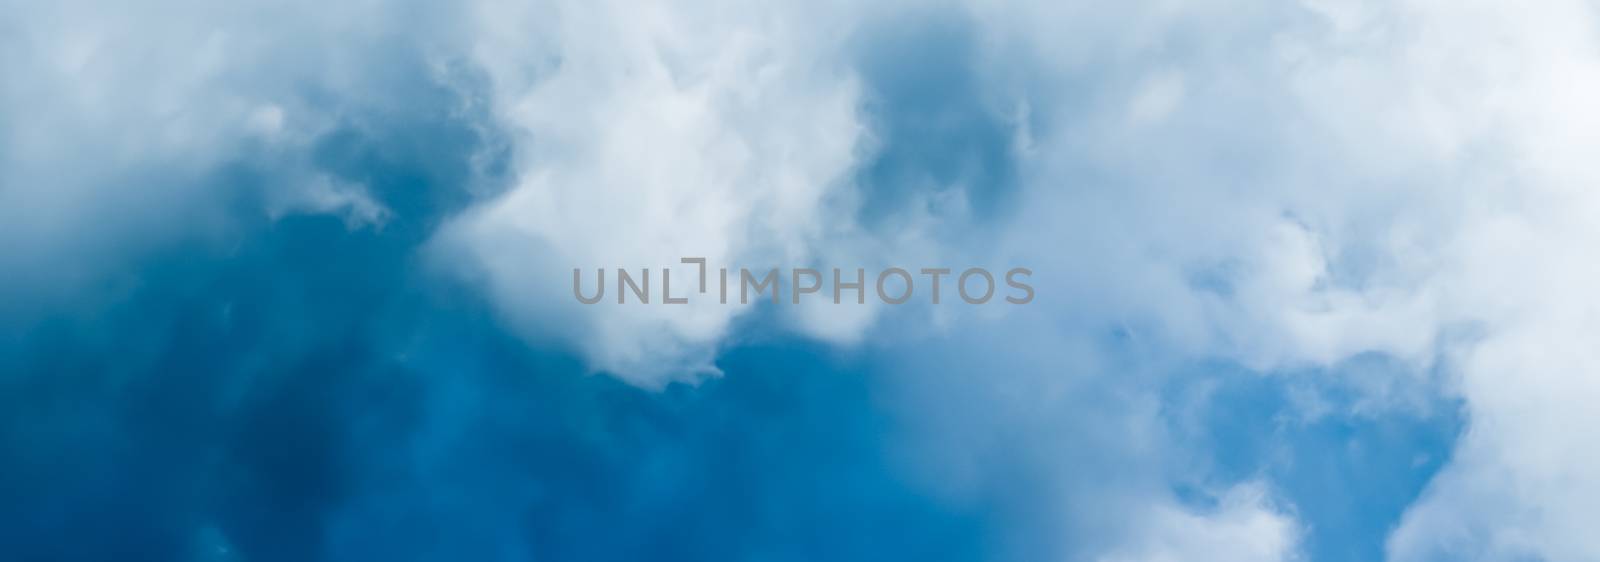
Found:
792,268 -> 821,303
574,268 -> 604,304
741,268 -> 779,304
681,257 -> 707,293
958,268 -> 995,304
1005,267 -> 1034,304
663,268 -> 687,304
877,268 -> 913,304
618,268 -> 649,304
834,268 -> 865,304
920,268 -> 951,304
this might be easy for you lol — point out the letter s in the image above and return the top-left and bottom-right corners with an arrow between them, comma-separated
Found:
1005,268 -> 1034,304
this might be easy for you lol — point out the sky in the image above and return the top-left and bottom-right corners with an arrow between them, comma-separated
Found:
3,0 -> 1600,561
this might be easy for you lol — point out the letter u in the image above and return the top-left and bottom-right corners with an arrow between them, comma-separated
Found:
574,268 -> 605,304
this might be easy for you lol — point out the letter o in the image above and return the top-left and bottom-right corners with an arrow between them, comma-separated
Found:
876,268 -> 914,304
958,268 -> 994,304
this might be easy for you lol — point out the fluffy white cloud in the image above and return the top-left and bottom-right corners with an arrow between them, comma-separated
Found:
0,0 -> 457,323
1099,484 -> 1301,562
1260,2 -> 1600,560
11,0 -> 1600,558
968,0 -> 1600,560
435,0 -> 890,386
436,0 -> 1600,557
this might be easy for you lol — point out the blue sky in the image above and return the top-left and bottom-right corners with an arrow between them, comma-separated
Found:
4,1 -> 1599,561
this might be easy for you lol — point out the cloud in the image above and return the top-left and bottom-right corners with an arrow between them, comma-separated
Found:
7,0 -> 1600,560
1241,2 -> 1600,560
0,0 -> 478,329
434,0 -> 876,386
1099,483 -> 1301,562
884,1 -> 1600,559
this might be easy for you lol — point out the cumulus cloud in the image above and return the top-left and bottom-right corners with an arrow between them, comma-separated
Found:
435,0 -> 895,385
962,0 -> 1600,560
0,0 -> 471,325
1099,483 -> 1301,562
8,0 -> 1600,560
1193,2 -> 1600,560
393,0 -> 1600,557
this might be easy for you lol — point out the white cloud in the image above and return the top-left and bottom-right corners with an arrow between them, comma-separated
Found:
965,0 -> 1600,559
11,0 -> 1600,558
436,0 -> 884,386
1099,483 -> 1301,562
1272,2 -> 1600,560
0,0 -> 463,312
